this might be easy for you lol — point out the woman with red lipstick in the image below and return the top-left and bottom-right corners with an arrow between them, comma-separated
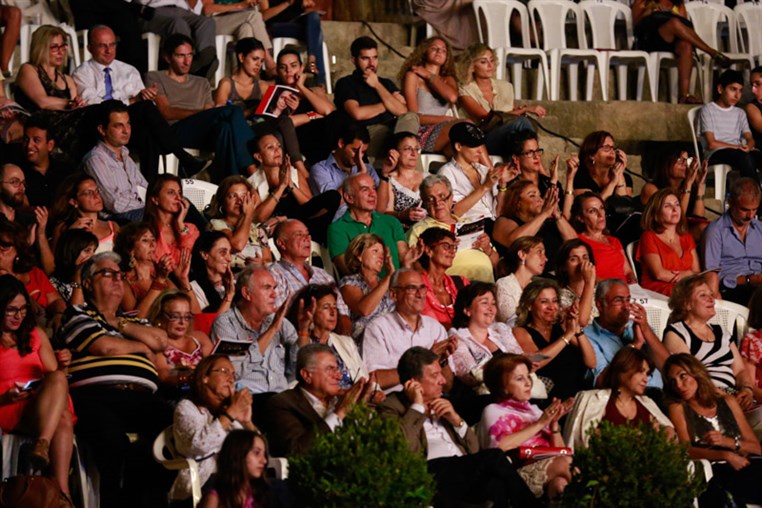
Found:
0,275 -> 75,502
149,290 -> 213,390
571,192 -> 637,284
637,188 -> 700,296
478,354 -> 572,500
50,173 -> 120,254
200,429 -> 273,508
664,353 -> 762,506
417,228 -> 469,328
513,278 -> 596,400
171,355 -> 257,503
664,275 -> 757,410
564,347 -> 674,449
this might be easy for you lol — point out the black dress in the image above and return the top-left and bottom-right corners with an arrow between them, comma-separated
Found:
526,324 -> 591,400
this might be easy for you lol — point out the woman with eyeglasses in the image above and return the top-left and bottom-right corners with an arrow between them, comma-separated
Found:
376,132 -> 427,226
339,233 -> 396,340
170,354 -> 257,503
0,220 -> 65,330
114,222 -> 201,319
14,25 -> 98,163
456,43 -> 546,161
640,146 -> 708,243
571,191 -> 637,284
492,179 -> 576,272
398,37 -> 463,156
574,131 -> 632,201
637,188 -> 700,296
0,274 -> 75,502
408,174 -> 498,283
49,173 -> 121,254
416,228 -> 469,329
206,175 -> 276,269
148,290 -> 213,390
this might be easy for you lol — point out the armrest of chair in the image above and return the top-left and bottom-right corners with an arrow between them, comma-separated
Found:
267,456 -> 289,479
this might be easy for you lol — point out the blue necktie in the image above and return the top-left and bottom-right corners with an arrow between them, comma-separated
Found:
104,67 -> 113,100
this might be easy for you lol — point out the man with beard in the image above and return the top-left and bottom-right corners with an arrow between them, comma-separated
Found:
0,163 -> 35,227
704,177 -> 762,305
19,116 -> 72,208
333,36 -> 419,160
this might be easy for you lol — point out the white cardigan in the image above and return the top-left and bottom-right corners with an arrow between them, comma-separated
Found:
562,389 -> 673,450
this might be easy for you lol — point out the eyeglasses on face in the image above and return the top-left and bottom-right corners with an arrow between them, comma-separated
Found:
93,268 -> 124,281
164,312 -> 193,322
209,367 -> 234,376
430,241 -> 457,252
2,178 -> 25,187
520,148 -> 544,158
394,284 -> 428,294
5,305 -> 28,317
598,144 -> 616,152
49,43 -> 68,52
423,193 -> 452,206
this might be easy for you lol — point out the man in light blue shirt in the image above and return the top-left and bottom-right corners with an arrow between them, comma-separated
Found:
584,279 -> 669,388
703,177 -> 762,305
309,123 -> 380,221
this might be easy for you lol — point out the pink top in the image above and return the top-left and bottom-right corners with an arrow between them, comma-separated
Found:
164,336 -> 203,371
579,233 -> 627,281
741,329 -> 762,388
480,399 -> 551,450
26,267 -> 58,308
636,230 -> 696,296
420,271 -> 469,329
153,224 -> 200,266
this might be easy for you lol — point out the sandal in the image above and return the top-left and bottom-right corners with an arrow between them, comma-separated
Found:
307,60 -> 319,76
30,438 -> 50,469
713,52 -> 732,68
678,94 -> 703,105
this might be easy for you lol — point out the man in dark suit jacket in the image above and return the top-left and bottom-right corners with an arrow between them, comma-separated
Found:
266,343 -> 370,457
378,347 -> 542,508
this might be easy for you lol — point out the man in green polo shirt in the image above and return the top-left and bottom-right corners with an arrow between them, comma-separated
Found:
328,173 -> 415,275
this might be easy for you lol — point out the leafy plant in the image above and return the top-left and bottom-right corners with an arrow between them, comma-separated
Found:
561,421 -> 705,508
288,404 -> 435,507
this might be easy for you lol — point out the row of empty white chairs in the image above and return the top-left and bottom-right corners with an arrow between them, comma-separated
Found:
472,0 -> 762,103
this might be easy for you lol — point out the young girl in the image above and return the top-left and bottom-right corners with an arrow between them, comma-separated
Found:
200,430 -> 272,508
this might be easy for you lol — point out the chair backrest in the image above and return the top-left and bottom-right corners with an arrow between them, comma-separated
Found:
578,0 -> 635,50
734,3 -> 762,56
686,106 -> 703,164
709,298 -> 750,344
641,297 -> 672,340
684,2 -> 741,53
625,240 -> 640,283
182,178 -> 218,212
473,0 -> 533,49
152,426 -> 178,463
528,0 -> 581,50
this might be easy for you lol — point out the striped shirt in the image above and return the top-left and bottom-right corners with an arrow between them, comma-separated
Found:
59,303 -> 159,391
666,321 -> 735,389
697,102 -> 751,158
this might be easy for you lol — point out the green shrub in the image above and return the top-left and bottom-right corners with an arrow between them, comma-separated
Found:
288,404 -> 435,507
561,421 -> 705,508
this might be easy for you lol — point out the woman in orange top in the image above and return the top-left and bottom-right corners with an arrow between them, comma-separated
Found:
637,188 -> 699,295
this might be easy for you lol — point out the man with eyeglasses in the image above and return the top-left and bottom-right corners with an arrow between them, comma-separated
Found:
266,343 -> 373,456
74,25 -> 208,180
0,163 -> 35,228
584,279 -> 669,389
363,268 -> 456,394
20,115 -> 71,208
58,252 -> 174,508
309,123 -> 381,221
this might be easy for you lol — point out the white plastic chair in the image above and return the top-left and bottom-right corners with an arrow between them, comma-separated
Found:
684,1 -> 754,101
20,23 -> 81,73
153,426 -> 202,508
420,153 -> 448,174
710,298 -> 749,344
578,0 -> 656,101
734,2 -> 762,66
272,37 -> 332,94
472,0 -> 550,100
215,34 -> 235,87
182,178 -> 218,212
143,32 -> 161,72
641,297 -> 672,339
625,240 -> 639,284
687,106 -> 732,201
528,0 -> 608,101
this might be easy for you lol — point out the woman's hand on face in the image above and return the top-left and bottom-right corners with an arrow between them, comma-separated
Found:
381,149 -> 399,177
242,192 -> 257,218
614,149 -> 628,169
502,161 -> 520,183
684,157 -> 699,186
580,260 -> 596,284
176,198 -> 190,226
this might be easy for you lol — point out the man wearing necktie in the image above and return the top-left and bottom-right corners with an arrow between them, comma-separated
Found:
73,25 -> 208,181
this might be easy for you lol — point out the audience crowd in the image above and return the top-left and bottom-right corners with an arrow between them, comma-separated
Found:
1,6 -> 762,507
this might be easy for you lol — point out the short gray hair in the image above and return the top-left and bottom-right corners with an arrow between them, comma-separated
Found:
80,251 -> 122,300
595,278 -> 628,302
390,267 -> 417,288
296,343 -> 336,385
420,174 -> 452,197
234,265 -> 269,305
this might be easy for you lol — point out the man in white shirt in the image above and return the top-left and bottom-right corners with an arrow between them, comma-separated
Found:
73,25 -> 206,180
363,268 -> 456,392
134,0 -> 218,80
378,347 -> 541,508
265,343 -> 372,456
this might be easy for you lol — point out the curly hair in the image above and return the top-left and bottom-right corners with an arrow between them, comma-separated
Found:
113,222 -> 153,272
398,36 -> 456,83
455,43 -> 493,85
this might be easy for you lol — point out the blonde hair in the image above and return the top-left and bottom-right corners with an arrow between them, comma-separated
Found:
30,25 -> 68,69
344,233 -> 385,274
455,43 -> 493,85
